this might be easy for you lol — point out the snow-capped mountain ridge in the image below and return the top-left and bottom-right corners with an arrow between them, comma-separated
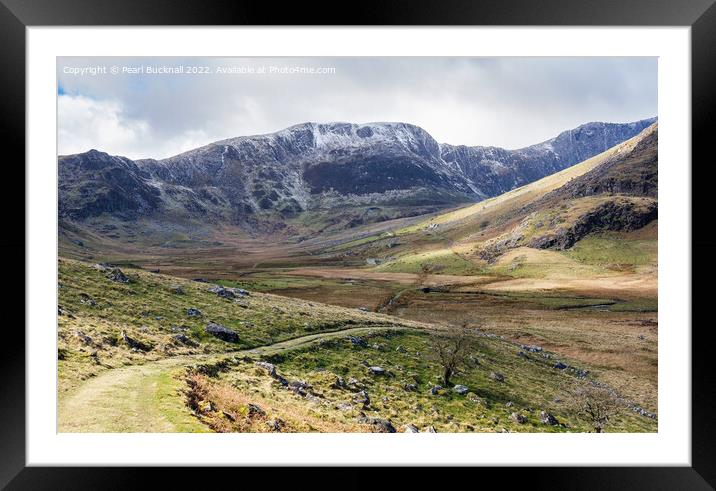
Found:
59,118 -> 657,225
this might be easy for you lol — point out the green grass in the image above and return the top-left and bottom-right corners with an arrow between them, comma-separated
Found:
58,258 -> 416,393
566,235 -> 657,267
214,330 -> 657,433
376,249 -> 482,275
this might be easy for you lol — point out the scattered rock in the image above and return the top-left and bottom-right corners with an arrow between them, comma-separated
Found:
357,307 -> 369,312
395,345 -> 407,353
208,285 -> 237,299
287,380 -> 312,396
521,344 -> 543,353
453,384 -> 469,395
467,392 -> 482,403
505,401 -> 514,407
368,366 -> 386,376
186,308 -> 202,317
120,330 -> 152,351
74,330 -> 93,345
403,424 -> 419,433
517,351 -> 528,358
429,385 -> 444,396
332,376 -> 348,390
354,390 -> 371,407
358,415 -> 396,433
553,362 -> 568,370
490,372 -> 505,383
539,411 -> 559,425
336,402 -> 353,411
205,322 -> 240,343
423,426 -> 437,433
171,285 -> 185,295
347,336 -> 368,347
255,361 -> 277,377
106,268 -> 130,283
79,293 -> 96,306
247,403 -> 265,417
267,418 -> 285,431
510,412 -> 527,424
346,378 -> 365,391
403,383 -> 418,392
172,334 -> 198,347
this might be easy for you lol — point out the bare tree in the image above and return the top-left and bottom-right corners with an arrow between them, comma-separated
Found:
567,384 -> 620,433
430,330 -> 471,387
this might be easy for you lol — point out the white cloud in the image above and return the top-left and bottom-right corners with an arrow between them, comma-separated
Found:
57,57 -> 658,158
58,95 -> 222,159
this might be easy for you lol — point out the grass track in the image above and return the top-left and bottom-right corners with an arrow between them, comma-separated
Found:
58,326 -> 406,432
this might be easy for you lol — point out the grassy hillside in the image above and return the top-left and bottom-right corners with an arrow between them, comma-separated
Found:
188,329 -> 657,433
340,124 -> 658,280
57,258 -> 418,394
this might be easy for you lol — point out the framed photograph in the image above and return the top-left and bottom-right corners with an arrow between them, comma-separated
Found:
6,0 -> 715,486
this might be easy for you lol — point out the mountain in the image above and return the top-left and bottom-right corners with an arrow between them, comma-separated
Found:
337,123 -> 658,275
58,118 -> 656,234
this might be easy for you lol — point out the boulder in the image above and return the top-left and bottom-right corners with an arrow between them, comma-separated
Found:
106,268 -> 130,283
423,426 -> 437,433
403,424 -> 420,433
347,336 -> 368,347
540,411 -> 559,425
120,330 -> 152,351
521,344 -> 543,353
247,403 -> 266,417
553,362 -> 568,370
368,366 -> 386,376
267,418 -> 286,432
172,334 -> 198,347
79,293 -> 96,306
208,285 -> 237,299
403,383 -> 418,392
186,308 -> 202,317
490,372 -> 505,383
336,402 -> 353,411
354,390 -> 370,407
255,361 -> 277,377
358,416 -> 396,433
332,377 -> 348,390
74,330 -> 93,345
205,322 -> 240,343
347,378 -> 365,391
429,385 -> 444,396
453,384 -> 469,395
510,412 -> 527,424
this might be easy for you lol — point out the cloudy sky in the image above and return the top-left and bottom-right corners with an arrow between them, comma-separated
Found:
57,57 -> 657,159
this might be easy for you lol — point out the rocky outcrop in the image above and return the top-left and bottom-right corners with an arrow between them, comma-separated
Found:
528,198 -> 657,250
205,322 -> 240,343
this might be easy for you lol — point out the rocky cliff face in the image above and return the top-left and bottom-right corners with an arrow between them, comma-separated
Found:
58,118 -> 656,225
440,118 -> 657,197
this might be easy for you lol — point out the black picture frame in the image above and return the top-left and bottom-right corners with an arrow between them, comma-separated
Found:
4,0 -> 714,488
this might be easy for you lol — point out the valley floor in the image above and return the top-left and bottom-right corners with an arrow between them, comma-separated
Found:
57,255 -> 657,433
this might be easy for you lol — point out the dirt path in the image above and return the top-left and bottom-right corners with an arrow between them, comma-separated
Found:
58,325 -> 405,433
